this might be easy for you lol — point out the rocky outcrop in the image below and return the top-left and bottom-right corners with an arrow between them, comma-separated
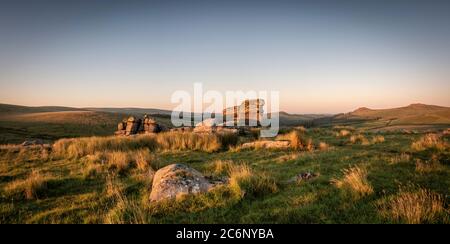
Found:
149,164 -> 213,202
125,117 -> 142,136
143,115 -> 163,134
115,115 -> 165,136
191,99 -> 264,134
222,99 -> 264,126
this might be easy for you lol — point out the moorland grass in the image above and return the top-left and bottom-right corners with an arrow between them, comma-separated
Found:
378,187 -> 447,224
0,128 -> 448,223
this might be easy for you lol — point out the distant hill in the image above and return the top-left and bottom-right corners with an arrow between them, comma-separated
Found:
5,111 -> 123,125
336,103 -> 450,125
85,107 -> 173,116
0,103 -> 87,115
276,111 -> 329,127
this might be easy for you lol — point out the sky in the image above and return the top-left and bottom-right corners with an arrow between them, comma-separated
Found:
0,0 -> 449,114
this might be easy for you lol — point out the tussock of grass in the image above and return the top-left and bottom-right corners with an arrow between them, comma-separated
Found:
133,149 -> 154,172
85,151 -> 107,164
104,176 -> 148,224
388,153 -> 411,165
82,149 -> 157,175
83,163 -> 103,179
5,170 -> 49,200
411,133 -> 448,151
372,135 -> 385,144
349,134 -> 370,145
277,130 -> 314,151
209,160 -> 234,175
415,158 -> 445,173
319,142 -> 329,151
228,164 -> 278,198
217,132 -> 240,149
337,129 -> 351,137
378,188 -> 446,224
331,165 -> 374,198
107,151 -> 132,174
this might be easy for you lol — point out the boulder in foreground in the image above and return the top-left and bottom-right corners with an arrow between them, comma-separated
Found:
149,164 -> 213,202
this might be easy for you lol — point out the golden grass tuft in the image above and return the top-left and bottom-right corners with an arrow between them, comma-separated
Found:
104,176 -> 148,224
331,165 -> 373,198
277,130 -> 314,151
82,148 -> 157,175
372,135 -> 385,144
106,151 -> 132,174
411,133 -> 448,151
5,170 -> 49,200
319,142 -> 329,151
415,158 -> 445,173
388,153 -> 411,165
227,164 -> 278,198
133,148 -> 154,172
349,134 -> 370,145
378,188 -> 446,224
338,129 -> 351,137
210,159 -> 234,175
83,163 -> 103,179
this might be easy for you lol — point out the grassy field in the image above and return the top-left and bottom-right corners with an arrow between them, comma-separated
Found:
0,128 -> 448,224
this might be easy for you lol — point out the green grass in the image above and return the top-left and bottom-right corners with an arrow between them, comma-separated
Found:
0,128 -> 448,224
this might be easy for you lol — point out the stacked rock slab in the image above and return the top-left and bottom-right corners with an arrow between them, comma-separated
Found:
222,99 -> 264,126
125,117 -> 141,135
143,115 -> 162,134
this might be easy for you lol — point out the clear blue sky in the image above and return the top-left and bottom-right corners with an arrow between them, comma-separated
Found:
0,0 -> 449,113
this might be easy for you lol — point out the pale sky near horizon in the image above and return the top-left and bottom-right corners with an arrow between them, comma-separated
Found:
0,0 -> 449,114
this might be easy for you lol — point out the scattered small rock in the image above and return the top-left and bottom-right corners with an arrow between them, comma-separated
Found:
287,172 -> 318,184
21,139 -> 45,147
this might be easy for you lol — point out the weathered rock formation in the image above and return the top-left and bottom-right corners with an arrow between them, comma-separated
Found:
222,99 -> 264,126
192,99 -> 265,134
149,164 -> 213,202
115,115 -> 164,136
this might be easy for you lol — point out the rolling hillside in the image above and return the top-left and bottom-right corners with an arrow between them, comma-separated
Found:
0,104 -> 170,144
338,103 -> 450,124
314,103 -> 450,131
1,103 -> 448,143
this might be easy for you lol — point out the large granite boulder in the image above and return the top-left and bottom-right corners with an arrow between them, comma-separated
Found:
143,115 -> 162,133
125,117 -> 141,135
149,164 -> 213,202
